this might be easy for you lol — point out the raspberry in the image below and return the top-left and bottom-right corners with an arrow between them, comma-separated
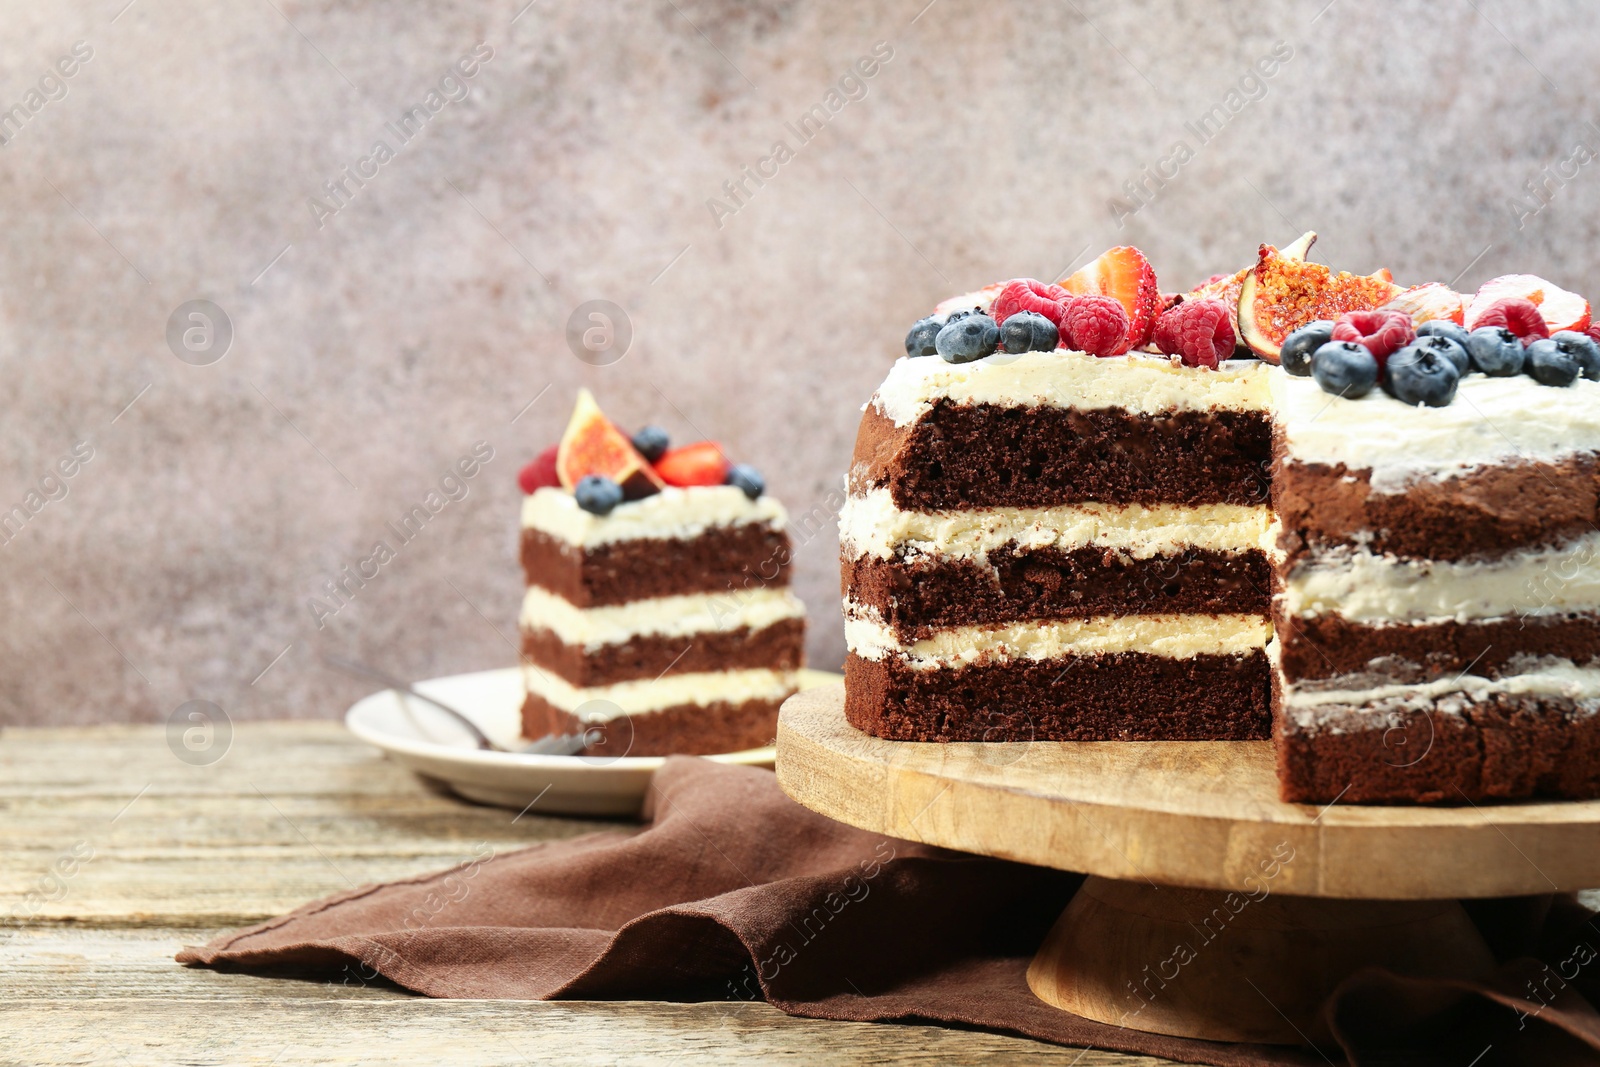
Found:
1154,298 -> 1235,369
1062,295 -> 1129,358
1330,309 -> 1415,369
517,445 -> 560,494
1199,273 -> 1232,287
1474,297 -> 1550,345
991,278 -> 1070,327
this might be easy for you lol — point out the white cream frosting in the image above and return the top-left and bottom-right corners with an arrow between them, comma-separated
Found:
1281,660 -> 1600,712
1284,532 -> 1600,623
522,485 -> 787,546
843,605 -> 1271,669
520,585 -> 805,649
1273,371 -> 1600,493
869,349 -> 1273,427
839,487 -> 1277,563
522,665 -> 799,718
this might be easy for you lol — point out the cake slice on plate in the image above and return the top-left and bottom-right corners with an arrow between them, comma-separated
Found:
518,390 -> 804,757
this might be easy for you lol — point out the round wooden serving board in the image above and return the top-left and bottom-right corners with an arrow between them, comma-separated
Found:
775,684 -> 1600,900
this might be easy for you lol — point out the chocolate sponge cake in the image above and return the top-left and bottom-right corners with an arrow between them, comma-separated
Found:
1271,370 -> 1600,803
844,239 -> 1600,805
841,347 -> 1278,743
518,391 -> 804,757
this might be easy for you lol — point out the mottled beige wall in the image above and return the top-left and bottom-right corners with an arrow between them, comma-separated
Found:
2,0 -> 1598,726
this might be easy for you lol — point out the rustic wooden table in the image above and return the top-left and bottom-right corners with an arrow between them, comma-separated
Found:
1,721 -> 1165,1066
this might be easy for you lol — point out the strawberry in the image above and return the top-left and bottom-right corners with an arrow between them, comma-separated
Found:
1466,274 -> 1591,334
1382,283 -> 1465,328
1062,295 -> 1129,358
1330,309 -> 1415,370
991,278 -> 1071,327
517,445 -> 560,494
1062,246 -> 1160,354
1472,297 -> 1549,344
654,441 -> 730,487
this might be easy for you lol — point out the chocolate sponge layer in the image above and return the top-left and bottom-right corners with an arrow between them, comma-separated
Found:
851,401 -> 1272,511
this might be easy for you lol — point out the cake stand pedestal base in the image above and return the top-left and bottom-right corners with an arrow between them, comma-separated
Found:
1025,876 -> 1497,1045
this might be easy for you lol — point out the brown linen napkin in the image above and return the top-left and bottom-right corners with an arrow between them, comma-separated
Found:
179,758 -> 1600,1066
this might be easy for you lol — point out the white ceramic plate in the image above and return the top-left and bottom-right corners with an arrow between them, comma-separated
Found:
344,666 -> 842,817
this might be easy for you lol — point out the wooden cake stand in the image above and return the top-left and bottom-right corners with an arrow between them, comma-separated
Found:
775,684 -> 1600,1044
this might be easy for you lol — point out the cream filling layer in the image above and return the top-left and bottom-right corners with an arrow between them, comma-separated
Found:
520,585 -> 805,649
1281,660 -> 1600,711
844,605 -> 1271,669
1284,532 -> 1600,623
522,485 -> 788,547
839,487 -> 1277,562
1273,371 -> 1600,494
522,665 -> 799,718
870,349 -> 1272,427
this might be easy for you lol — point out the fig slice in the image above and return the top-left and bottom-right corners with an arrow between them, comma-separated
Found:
555,388 -> 664,499
1236,232 -> 1403,363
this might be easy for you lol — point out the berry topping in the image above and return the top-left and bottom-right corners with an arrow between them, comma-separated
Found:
1386,344 -> 1461,407
1416,319 -> 1472,350
936,313 -> 1000,363
1466,274 -> 1591,335
1382,283 -> 1466,328
630,425 -> 669,463
1199,273 -> 1234,288
992,279 -> 1071,328
1465,327 -> 1524,377
933,283 -> 1004,318
517,445 -> 561,494
1524,338 -> 1580,387
1470,297 -> 1549,344
1062,295 -> 1130,359
574,474 -> 624,515
998,310 -> 1059,354
654,441 -> 730,487
1329,309 -> 1415,368
1062,247 -> 1160,354
1278,321 -> 1335,377
1152,297 -> 1235,369
1551,330 -> 1600,381
1310,340 -> 1378,399
904,316 -> 941,358
726,463 -> 765,499
1414,333 -> 1469,376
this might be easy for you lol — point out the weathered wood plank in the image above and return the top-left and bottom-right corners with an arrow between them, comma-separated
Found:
1,999 -> 1166,1066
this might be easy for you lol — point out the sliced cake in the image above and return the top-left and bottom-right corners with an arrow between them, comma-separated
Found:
844,238 -> 1600,805
518,390 -> 804,756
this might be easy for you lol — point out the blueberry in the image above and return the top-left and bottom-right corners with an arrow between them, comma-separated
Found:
936,313 -> 1000,364
726,463 -> 765,499
1279,321 -> 1334,377
1386,343 -> 1461,406
1310,340 -> 1378,398
1465,326 -> 1524,376
1525,338 -> 1580,387
1551,330 -> 1600,381
904,316 -> 941,358
574,475 -> 624,515
1417,319 -> 1473,351
1000,311 -> 1058,354
631,425 -> 669,462
1415,333 -> 1469,376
